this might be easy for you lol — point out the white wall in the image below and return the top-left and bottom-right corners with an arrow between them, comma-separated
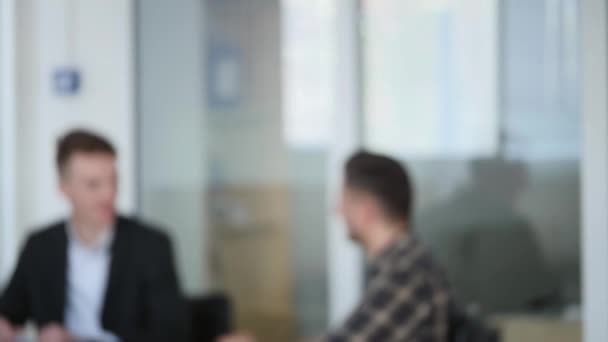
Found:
0,0 -> 18,284
14,0 -> 135,241
0,0 -> 4,283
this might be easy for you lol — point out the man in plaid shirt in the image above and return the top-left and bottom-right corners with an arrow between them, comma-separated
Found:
325,235 -> 450,341
221,151 -> 450,342
323,151 -> 450,342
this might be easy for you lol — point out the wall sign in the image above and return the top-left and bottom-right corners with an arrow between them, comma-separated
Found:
53,67 -> 81,96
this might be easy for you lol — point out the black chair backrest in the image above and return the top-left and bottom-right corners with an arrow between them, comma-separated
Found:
449,306 -> 500,342
189,293 -> 233,342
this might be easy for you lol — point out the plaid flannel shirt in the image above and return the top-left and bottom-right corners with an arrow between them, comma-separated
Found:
325,236 -> 450,342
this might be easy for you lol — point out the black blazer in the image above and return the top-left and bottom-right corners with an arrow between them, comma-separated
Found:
0,216 -> 189,342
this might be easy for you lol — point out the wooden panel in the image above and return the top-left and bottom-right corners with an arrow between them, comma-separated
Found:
210,185 -> 296,341
494,316 -> 581,342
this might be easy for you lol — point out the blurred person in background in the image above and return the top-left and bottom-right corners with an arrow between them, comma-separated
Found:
0,129 -> 188,342
416,158 -> 555,314
221,151 -> 451,342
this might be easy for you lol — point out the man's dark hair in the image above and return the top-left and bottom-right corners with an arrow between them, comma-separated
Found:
56,129 -> 116,173
345,150 -> 413,223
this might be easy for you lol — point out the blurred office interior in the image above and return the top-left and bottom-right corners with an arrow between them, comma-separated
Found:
1,0 -> 608,341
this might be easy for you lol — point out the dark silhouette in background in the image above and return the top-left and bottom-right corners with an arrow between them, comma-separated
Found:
416,158 -> 557,314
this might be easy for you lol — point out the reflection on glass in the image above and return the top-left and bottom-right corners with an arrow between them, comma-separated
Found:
282,0 -> 334,148
417,159 -> 558,313
363,0 -> 499,158
362,0 -> 581,341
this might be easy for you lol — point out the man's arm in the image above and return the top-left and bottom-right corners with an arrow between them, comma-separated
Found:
128,232 -> 189,342
217,273 -> 442,342
150,234 -> 189,340
0,238 -> 33,326
324,272 -> 447,342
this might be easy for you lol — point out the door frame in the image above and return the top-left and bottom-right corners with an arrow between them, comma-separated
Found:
581,0 -> 608,340
327,0 -> 365,327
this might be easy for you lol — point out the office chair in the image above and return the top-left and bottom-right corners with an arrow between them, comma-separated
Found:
449,306 -> 500,342
188,293 -> 233,342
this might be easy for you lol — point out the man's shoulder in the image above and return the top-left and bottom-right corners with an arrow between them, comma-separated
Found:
117,216 -> 171,246
392,238 -> 448,283
26,220 -> 67,244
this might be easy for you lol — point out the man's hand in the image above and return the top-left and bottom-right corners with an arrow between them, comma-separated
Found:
217,333 -> 256,342
0,317 -> 21,342
38,323 -> 72,342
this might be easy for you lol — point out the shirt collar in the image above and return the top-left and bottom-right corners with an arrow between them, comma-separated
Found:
367,233 -> 414,274
67,221 -> 115,252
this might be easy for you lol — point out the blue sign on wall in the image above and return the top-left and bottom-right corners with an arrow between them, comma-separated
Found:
53,67 -> 81,96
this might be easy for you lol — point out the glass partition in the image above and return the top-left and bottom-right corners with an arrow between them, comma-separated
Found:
137,0 -> 582,341
137,0 -> 332,340
361,1 -> 581,341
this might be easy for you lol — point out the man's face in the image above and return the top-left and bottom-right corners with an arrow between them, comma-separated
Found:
59,153 -> 118,226
338,185 -> 376,242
